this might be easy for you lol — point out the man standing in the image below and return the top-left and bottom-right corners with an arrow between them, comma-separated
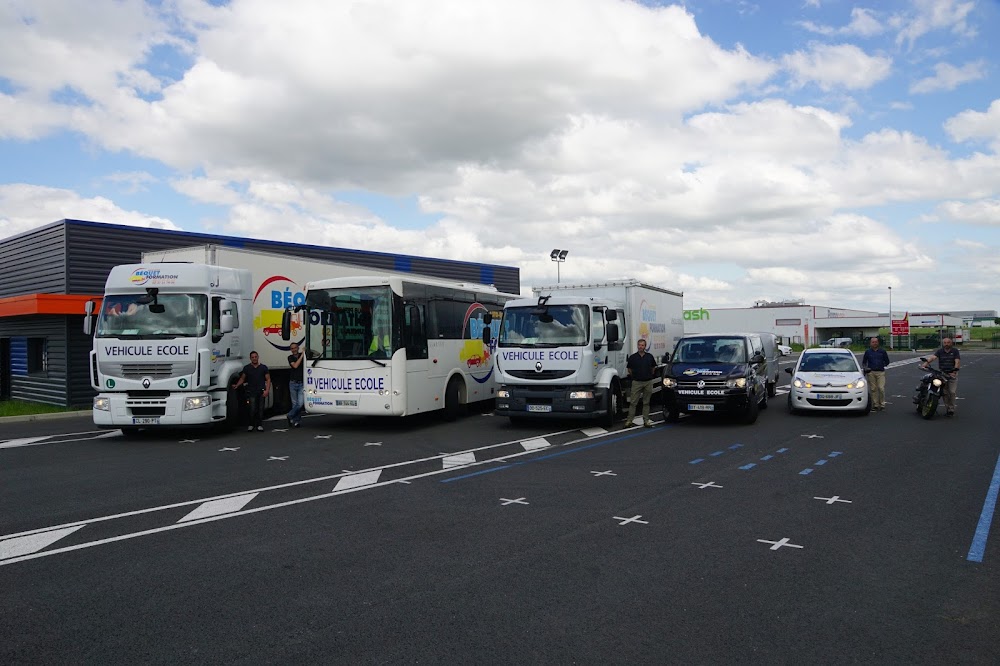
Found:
922,337 -> 961,417
232,351 -> 271,432
862,337 -> 890,411
287,342 -> 305,428
624,338 -> 658,428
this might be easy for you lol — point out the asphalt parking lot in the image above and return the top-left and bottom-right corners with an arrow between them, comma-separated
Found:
1,352 -> 998,664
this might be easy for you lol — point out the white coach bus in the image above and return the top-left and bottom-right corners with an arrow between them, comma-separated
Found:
288,274 -> 518,419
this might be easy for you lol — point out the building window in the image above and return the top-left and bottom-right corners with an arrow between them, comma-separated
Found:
775,318 -> 802,326
27,337 -> 48,374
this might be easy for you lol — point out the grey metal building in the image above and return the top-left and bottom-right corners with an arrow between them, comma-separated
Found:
0,219 -> 520,406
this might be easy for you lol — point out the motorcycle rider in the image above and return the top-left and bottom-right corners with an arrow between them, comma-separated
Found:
921,337 -> 961,417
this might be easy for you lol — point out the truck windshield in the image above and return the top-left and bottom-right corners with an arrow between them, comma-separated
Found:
304,286 -> 396,360
96,294 -> 207,338
499,305 -> 590,347
673,337 -> 748,364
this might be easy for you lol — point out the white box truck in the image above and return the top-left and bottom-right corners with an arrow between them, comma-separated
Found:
85,245 -> 400,432
494,279 -> 683,426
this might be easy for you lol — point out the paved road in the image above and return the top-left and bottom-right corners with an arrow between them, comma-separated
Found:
2,353 -> 998,664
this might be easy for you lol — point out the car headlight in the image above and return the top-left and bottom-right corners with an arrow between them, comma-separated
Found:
94,397 -> 110,411
569,391 -> 594,399
183,396 -> 211,410
932,378 -> 942,387
497,389 -> 510,398
792,378 -> 812,388
847,379 -> 866,389
662,377 -> 677,388
726,378 -> 747,389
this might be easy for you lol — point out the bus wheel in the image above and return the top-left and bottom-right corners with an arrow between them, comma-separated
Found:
444,378 -> 464,421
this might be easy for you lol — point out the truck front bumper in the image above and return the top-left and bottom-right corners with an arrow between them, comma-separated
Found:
92,391 -> 220,428
494,384 -> 610,419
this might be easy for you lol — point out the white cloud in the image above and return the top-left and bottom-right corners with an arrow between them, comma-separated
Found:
891,0 -> 976,50
944,99 -> 1000,151
935,199 -> 1000,225
0,183 -> 179,239
799,7 -> 884,38
910,60 -> 987,94
783,43 -> 893,91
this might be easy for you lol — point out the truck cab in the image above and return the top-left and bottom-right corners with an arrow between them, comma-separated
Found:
494,295 -> 627,426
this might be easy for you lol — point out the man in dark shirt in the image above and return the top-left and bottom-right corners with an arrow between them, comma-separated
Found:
232,351 -> 271,431
287,342 -> 305,428
861,337 -> 891,411
624,339 -> 658,428
922,337 -> 961,416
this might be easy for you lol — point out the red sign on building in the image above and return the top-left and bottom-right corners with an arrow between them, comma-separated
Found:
891,313 -> 909,336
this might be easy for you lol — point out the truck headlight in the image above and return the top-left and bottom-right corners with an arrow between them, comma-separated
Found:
569,391 -> 594,399
662,377 -> 676,388
183,396 -> 211,410
726,378 -> 747,389
497,389 -> 510,398
94,397 -> 110,411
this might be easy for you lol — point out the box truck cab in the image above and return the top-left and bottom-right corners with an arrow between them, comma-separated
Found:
494,280 -> 683,427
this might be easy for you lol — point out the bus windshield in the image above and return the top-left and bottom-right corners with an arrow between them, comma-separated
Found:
97,294 -> 207,339
305,286 -> 396,360
499,305 -> 590,347
673,337 -> 748,364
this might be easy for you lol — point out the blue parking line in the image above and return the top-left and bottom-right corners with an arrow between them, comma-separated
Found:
728,444 -> 743,450
815,460 -> 827,466
967,452 -> 1000,563
799,468 -> 813,475
761,455 -> 774,461
739,464 -> 756,470
777,448 -> 789,453
690,458 -> 705,465
441,428 -> 654,483
829,451 -> 843,457
711,451 -> 724,457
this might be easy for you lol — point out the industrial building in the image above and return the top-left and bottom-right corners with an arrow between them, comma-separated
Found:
0,219 -> 520,407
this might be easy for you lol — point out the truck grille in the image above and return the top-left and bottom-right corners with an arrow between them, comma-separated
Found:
506,370 -> 575,380
120,363 -> 174,379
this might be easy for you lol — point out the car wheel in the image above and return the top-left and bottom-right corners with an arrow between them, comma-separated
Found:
767,379 -> 776,398
743,391 -> 760,424
787,393 -> 798,415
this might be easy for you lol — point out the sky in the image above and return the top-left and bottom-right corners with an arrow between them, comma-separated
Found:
1,0 -> 998,313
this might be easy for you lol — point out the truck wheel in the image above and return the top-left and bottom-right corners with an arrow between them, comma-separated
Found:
444,378 -> 464,421
602,382 -> 621,429
743,390 -> 760,424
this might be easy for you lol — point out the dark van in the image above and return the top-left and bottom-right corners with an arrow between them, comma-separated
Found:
661,332 -> 769,424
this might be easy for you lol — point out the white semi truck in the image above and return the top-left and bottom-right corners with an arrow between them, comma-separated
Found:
493,279 -> 684,426
84,245 -> 402,432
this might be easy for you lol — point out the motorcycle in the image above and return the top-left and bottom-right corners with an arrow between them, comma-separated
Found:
913,357 -> 952,420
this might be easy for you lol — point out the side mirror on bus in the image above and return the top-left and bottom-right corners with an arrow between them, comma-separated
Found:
281,309 -> 292,340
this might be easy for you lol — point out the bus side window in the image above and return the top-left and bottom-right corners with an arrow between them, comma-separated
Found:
404,303 -> 428,359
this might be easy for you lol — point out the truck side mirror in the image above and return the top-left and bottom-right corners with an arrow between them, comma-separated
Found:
661,352 -> 670,363
785,367 -> 793,374
281,309 -> 292,340
607,323 -> 619,344
83,299 -> 95,335
220,314 -> 235,334
605,309 -> 618,321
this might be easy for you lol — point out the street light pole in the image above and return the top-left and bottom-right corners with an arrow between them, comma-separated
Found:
550,249 -> 568,283
888,286 -> 893,350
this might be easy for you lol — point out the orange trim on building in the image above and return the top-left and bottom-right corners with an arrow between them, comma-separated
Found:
0,294 -> 102,317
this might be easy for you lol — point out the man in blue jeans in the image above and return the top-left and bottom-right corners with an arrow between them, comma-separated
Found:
287,342 -> 305,427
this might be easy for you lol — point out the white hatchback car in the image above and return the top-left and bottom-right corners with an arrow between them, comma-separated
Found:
786,348 -> 871,415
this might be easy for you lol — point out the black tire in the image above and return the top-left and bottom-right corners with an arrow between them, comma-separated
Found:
861,397 -> 872,415
921,394 -> 939,420
444,378 -> 464,421
767,379 -> 777,398
787,393 -> 798,415
743,390 -> 760,424
603,382 -> 621,429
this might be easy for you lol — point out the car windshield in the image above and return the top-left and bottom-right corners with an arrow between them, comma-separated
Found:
798,353 -> 860,373
673,337 -> 748,363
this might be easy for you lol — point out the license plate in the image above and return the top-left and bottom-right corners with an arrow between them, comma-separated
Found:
815,393 -> 841,400
688,404 -> 714,412
527,405 -> 552,413
335,399 -> 359,407
132,417 -> 159,425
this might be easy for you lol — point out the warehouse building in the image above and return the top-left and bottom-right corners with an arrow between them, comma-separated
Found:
0,219 -> 520,407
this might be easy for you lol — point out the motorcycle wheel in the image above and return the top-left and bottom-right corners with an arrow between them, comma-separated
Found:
921,394 -> 939,420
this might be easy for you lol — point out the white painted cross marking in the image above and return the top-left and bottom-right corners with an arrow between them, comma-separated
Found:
521,437 -> 551,451
613,515 -> 649,526
0,526 -> 86,560
757,537 -> 804,551
268,456 -> 289,461
443,452 -> 477,468
581,427 -> 607,437
801,434 -> 824,439
178,493 -> 259,523
315,435 -> 333,439
364,441 -> 383,447
179,439 -> 199,443
814,496 -> 852,504
333,470 -> 383,491
219,447 -> 240,452
591,470 -> 617,477
500,497 -> 529,506
691,481 -> 723,489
